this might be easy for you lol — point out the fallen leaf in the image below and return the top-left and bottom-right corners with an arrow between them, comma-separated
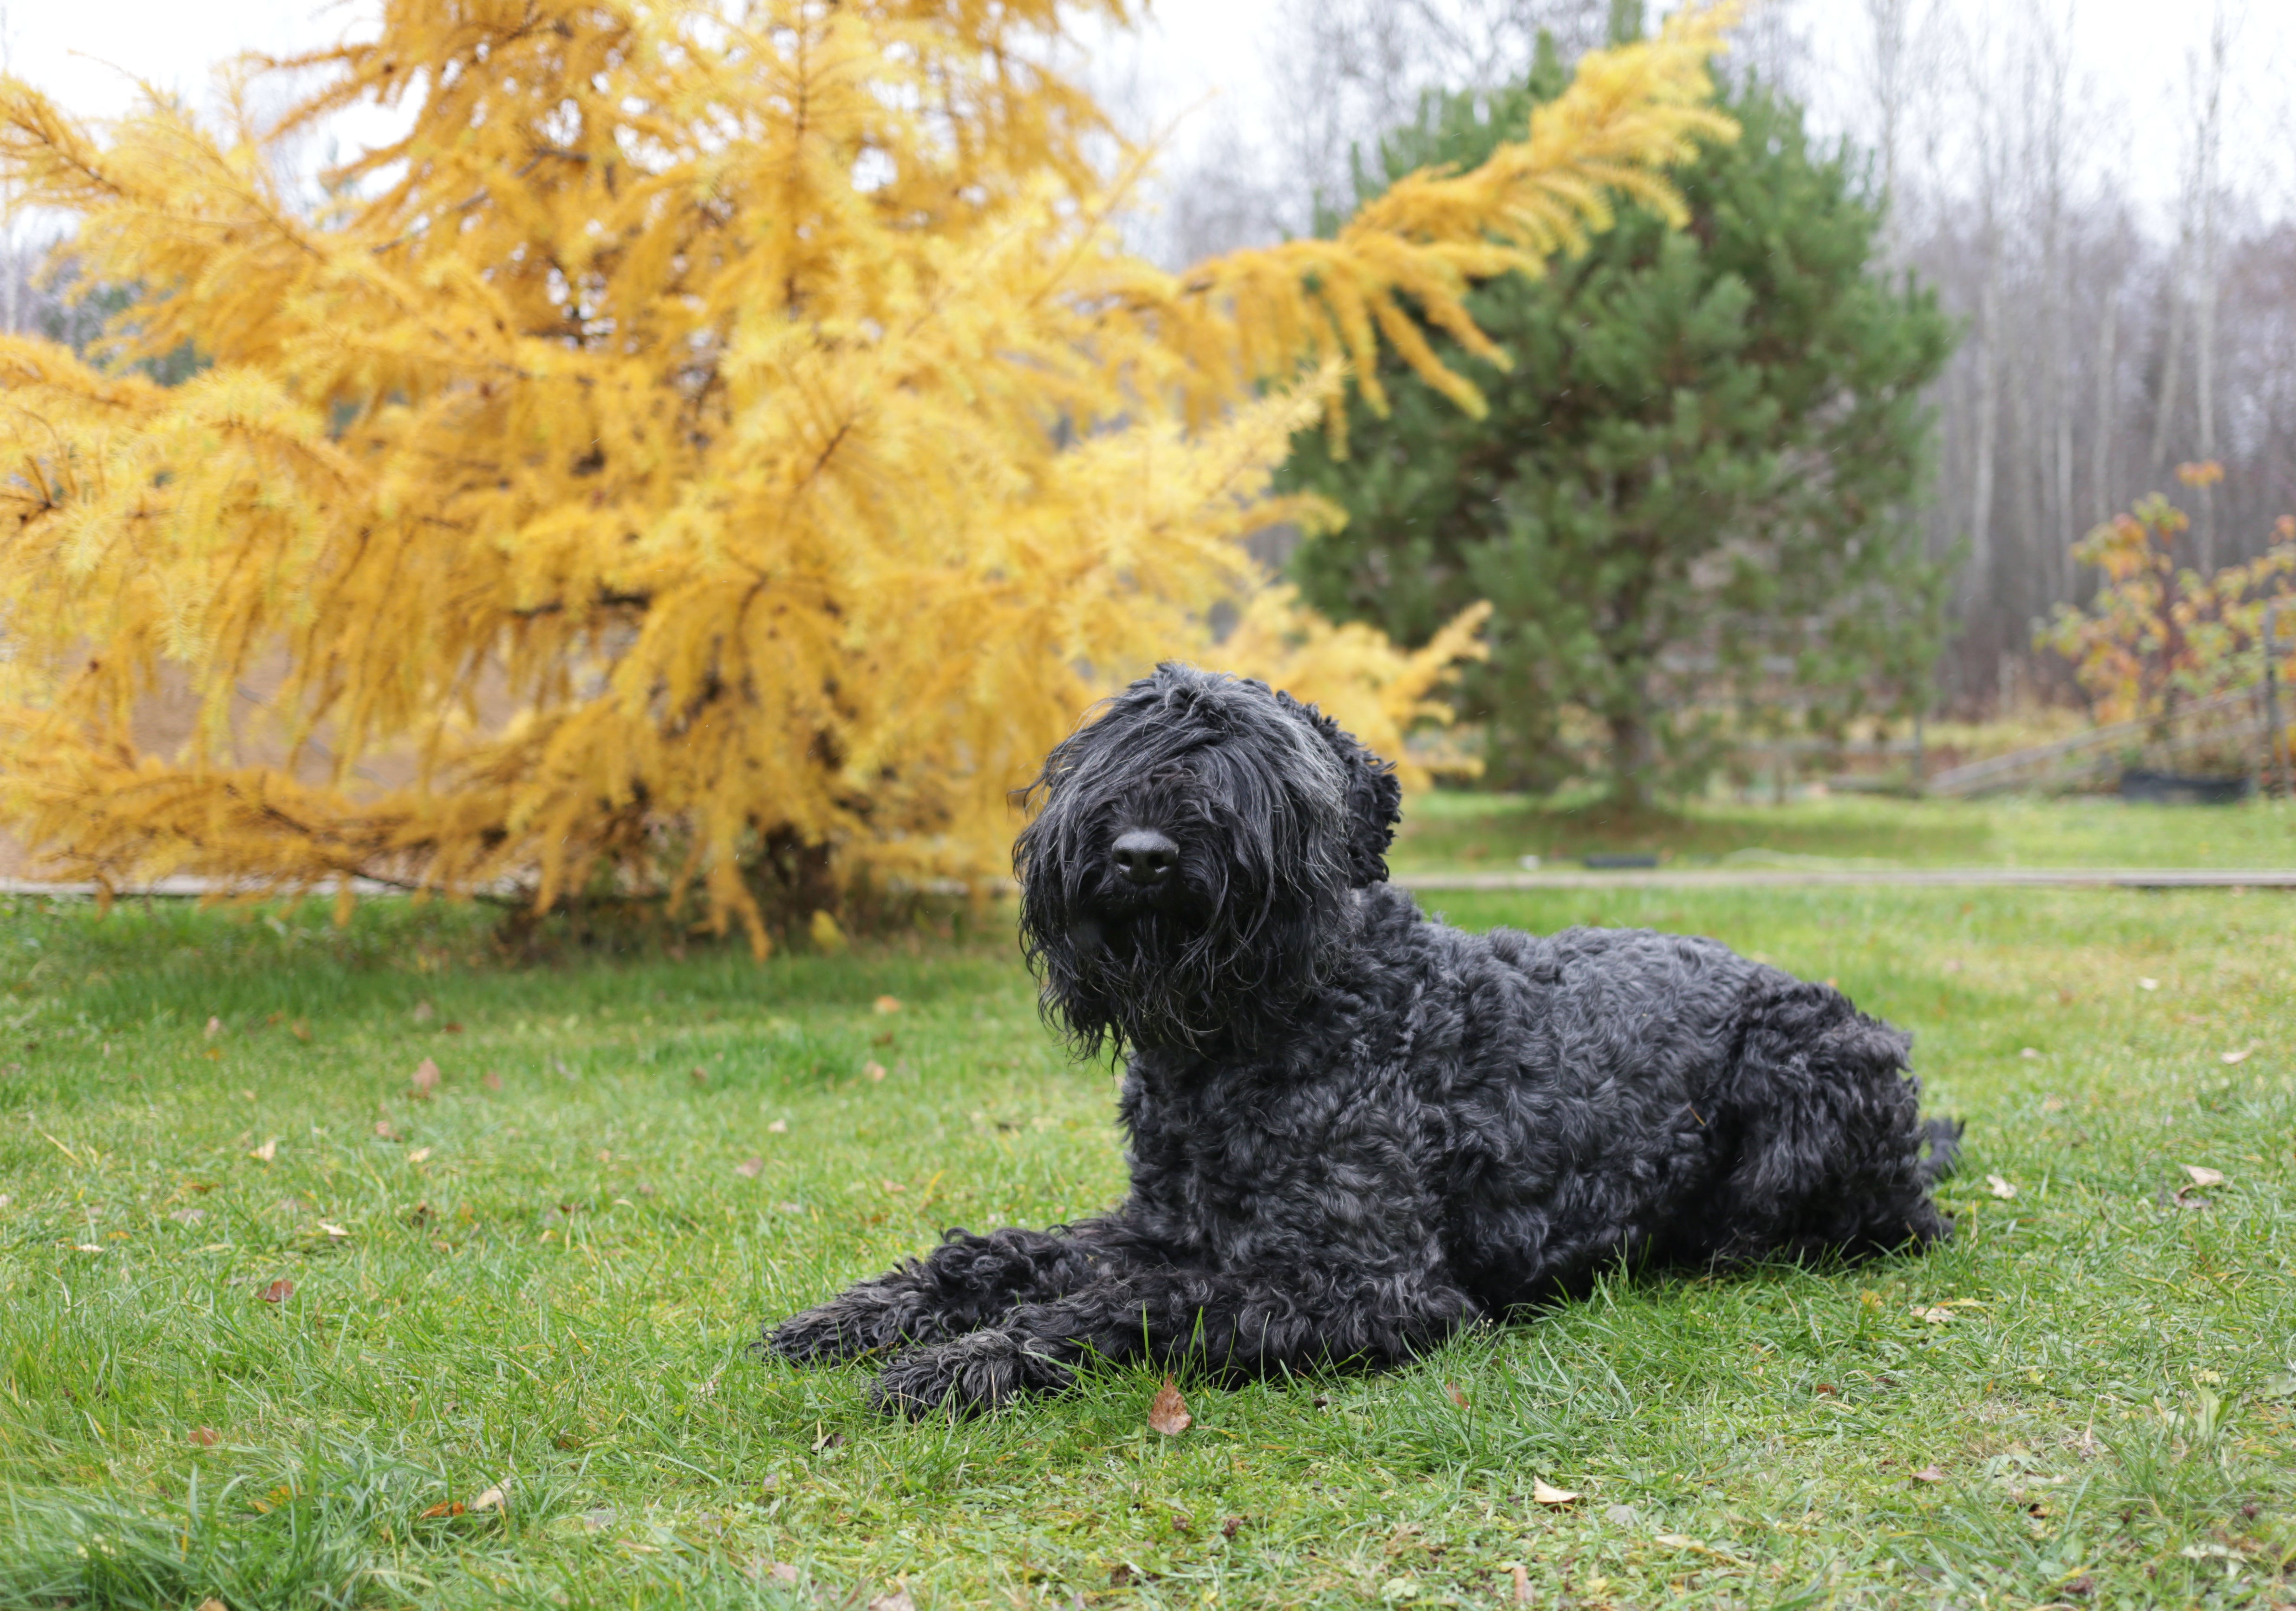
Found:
1532,1479 -> 1579,1506
189,1426 -> 220,1447
811,1428 -> 845,1451
444,1022 -> 463,1034
320,1222 -> 350,1239
1910,1305 -> 1955,1324
2019,1047 -> 2042,1060
204,1016 -> 223,1040
171,1208 -> 207,1225
411,1057 -> 440,1097
1911,1465 -> 1947,1484
408,1147 -> 432,1164
2221,1048 -> 2252,1065
412,1000 -> 436,1025
420,1500 -> 465,1519
2183,1165 -> 2224,1188
374,1120 -> 400,1141
863,1061 -> 887,1082
1445,1381 -> 1470,1410
259,1278 -> 295,1303
470,1484 -> 506,1513
734,1157 -> 764,1179
691,1066 -> 709,1083
198,1601 -> 227,1611
769,1562 -> 800,1584
1655,1532 -> 1701,1548
290,1019 -> 311,1041
768,1119 -> 788,1134
1511,1564 -> 1531,1604
2138,977 -> 2159,991
1147,1379 -> 1193,1435
74,1244 -> 104,1254
482,1071 -> 502,1091
866,1589 -> 914,1611
250,1139 -> 278,1164
1814,1382 -> 1836,1395
1986,1174 -> 2019,1199
873,995 -> 902,1015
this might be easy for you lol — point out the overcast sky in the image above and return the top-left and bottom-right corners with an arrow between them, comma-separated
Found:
5,0 -> 2290,236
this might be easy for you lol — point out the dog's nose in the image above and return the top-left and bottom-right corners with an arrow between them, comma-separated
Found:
1111,829 -> 1178,887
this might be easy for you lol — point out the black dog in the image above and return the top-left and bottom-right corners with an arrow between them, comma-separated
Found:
765,664 -> 1959,1415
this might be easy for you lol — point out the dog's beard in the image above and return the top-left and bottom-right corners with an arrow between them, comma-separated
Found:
1022,871 -> 1346,1058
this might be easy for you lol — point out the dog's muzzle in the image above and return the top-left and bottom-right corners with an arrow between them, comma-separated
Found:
1111,828 -> 1178,889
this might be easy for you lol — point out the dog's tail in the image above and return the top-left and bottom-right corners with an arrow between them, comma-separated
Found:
1918,1117 -> 1966,1185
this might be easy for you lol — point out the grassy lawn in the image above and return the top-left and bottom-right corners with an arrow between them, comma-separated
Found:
2,868 -> 2292,1607
1390,792 -> 2296,874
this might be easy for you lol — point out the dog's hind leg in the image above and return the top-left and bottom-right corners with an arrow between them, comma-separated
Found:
761,1218 -> 1153,1367
867,1263 -> 1475,1417
1696,977 -> 1950,1264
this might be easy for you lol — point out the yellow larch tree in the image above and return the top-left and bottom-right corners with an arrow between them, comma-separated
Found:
0,0 -> 1733,949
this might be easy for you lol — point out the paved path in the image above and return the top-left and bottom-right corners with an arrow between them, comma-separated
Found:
1391,867 -> 2296,892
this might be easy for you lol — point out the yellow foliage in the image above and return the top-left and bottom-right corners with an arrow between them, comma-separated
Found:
0,0 -> 1735,948
1221,589 -> 1494,792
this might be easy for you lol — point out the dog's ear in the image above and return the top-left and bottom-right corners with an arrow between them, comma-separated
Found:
1276,692 -> 1402,887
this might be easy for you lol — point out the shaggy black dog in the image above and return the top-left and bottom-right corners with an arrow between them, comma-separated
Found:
764,664 -> 1960,1416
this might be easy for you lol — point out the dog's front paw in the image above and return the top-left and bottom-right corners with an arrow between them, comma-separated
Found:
763,1295 -> 937,1368
869,1331 -> 1075,1418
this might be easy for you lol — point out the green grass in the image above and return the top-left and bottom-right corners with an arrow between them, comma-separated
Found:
1390,791 -> 2296,873
2,877 -> 2293,1609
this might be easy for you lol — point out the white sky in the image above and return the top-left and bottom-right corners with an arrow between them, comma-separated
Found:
4,0 -> 2289,232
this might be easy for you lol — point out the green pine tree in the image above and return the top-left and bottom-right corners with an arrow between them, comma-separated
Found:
1283,21 -> 1955,806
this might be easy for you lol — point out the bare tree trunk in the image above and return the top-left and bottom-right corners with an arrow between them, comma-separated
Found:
2191,7 -> 2229,571
2091,292 -> 2119,526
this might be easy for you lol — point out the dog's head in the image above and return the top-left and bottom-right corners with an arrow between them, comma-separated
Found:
1015,663 -> 1402,1056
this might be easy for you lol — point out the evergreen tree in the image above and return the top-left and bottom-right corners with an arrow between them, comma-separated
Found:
1282,20 -> 1954,805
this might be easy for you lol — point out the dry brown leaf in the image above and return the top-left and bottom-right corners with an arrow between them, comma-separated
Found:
866,1589 -> 914,1611
691,1066 -> 710,1084
171,1208 -> 206,1225
2184,1166 -> 2225,1189
204,1016 -> 223,1040
1511,1564 -> 1531,1604
863,1061 -> 888,1082
874,996 -> 903,1015
768,1119 -> 788,1133
408,1147 -> 432,1164
882,1179 -> 907,1194
411,1058 -> 440,1097
258,1278 -> 294,1303
189,1426 -> 220,1447
2220,1048 -> 2252,1065
1986,1174 -> 2018,1199
197,1600 -> 226,1611
374,1120 -> 399,1141
1909,1305 -> 1954,1324
1911,1466 -> 1947,1484
320,1222 -> 350,1239
469,1484 -> 506,1513
734,1157 -> 764,1179
1148,1379 -> 1193,1435
420,1500 -> 465,1519
2019,1048 -> 2042,1060
768,1563 -> 800,1583
412,1001 -> 437,1025
481,1071 -> 502,1091
249,1139 -> 278,1164
1444,1381 -> 1470,1410
1531,1479 -> 1579,1505
290,1019 -> 312,1042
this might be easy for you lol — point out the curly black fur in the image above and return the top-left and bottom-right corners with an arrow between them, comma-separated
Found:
763,664 -> 1962,1416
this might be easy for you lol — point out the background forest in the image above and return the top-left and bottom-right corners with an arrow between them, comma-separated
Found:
1106,0 -> 2296,720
